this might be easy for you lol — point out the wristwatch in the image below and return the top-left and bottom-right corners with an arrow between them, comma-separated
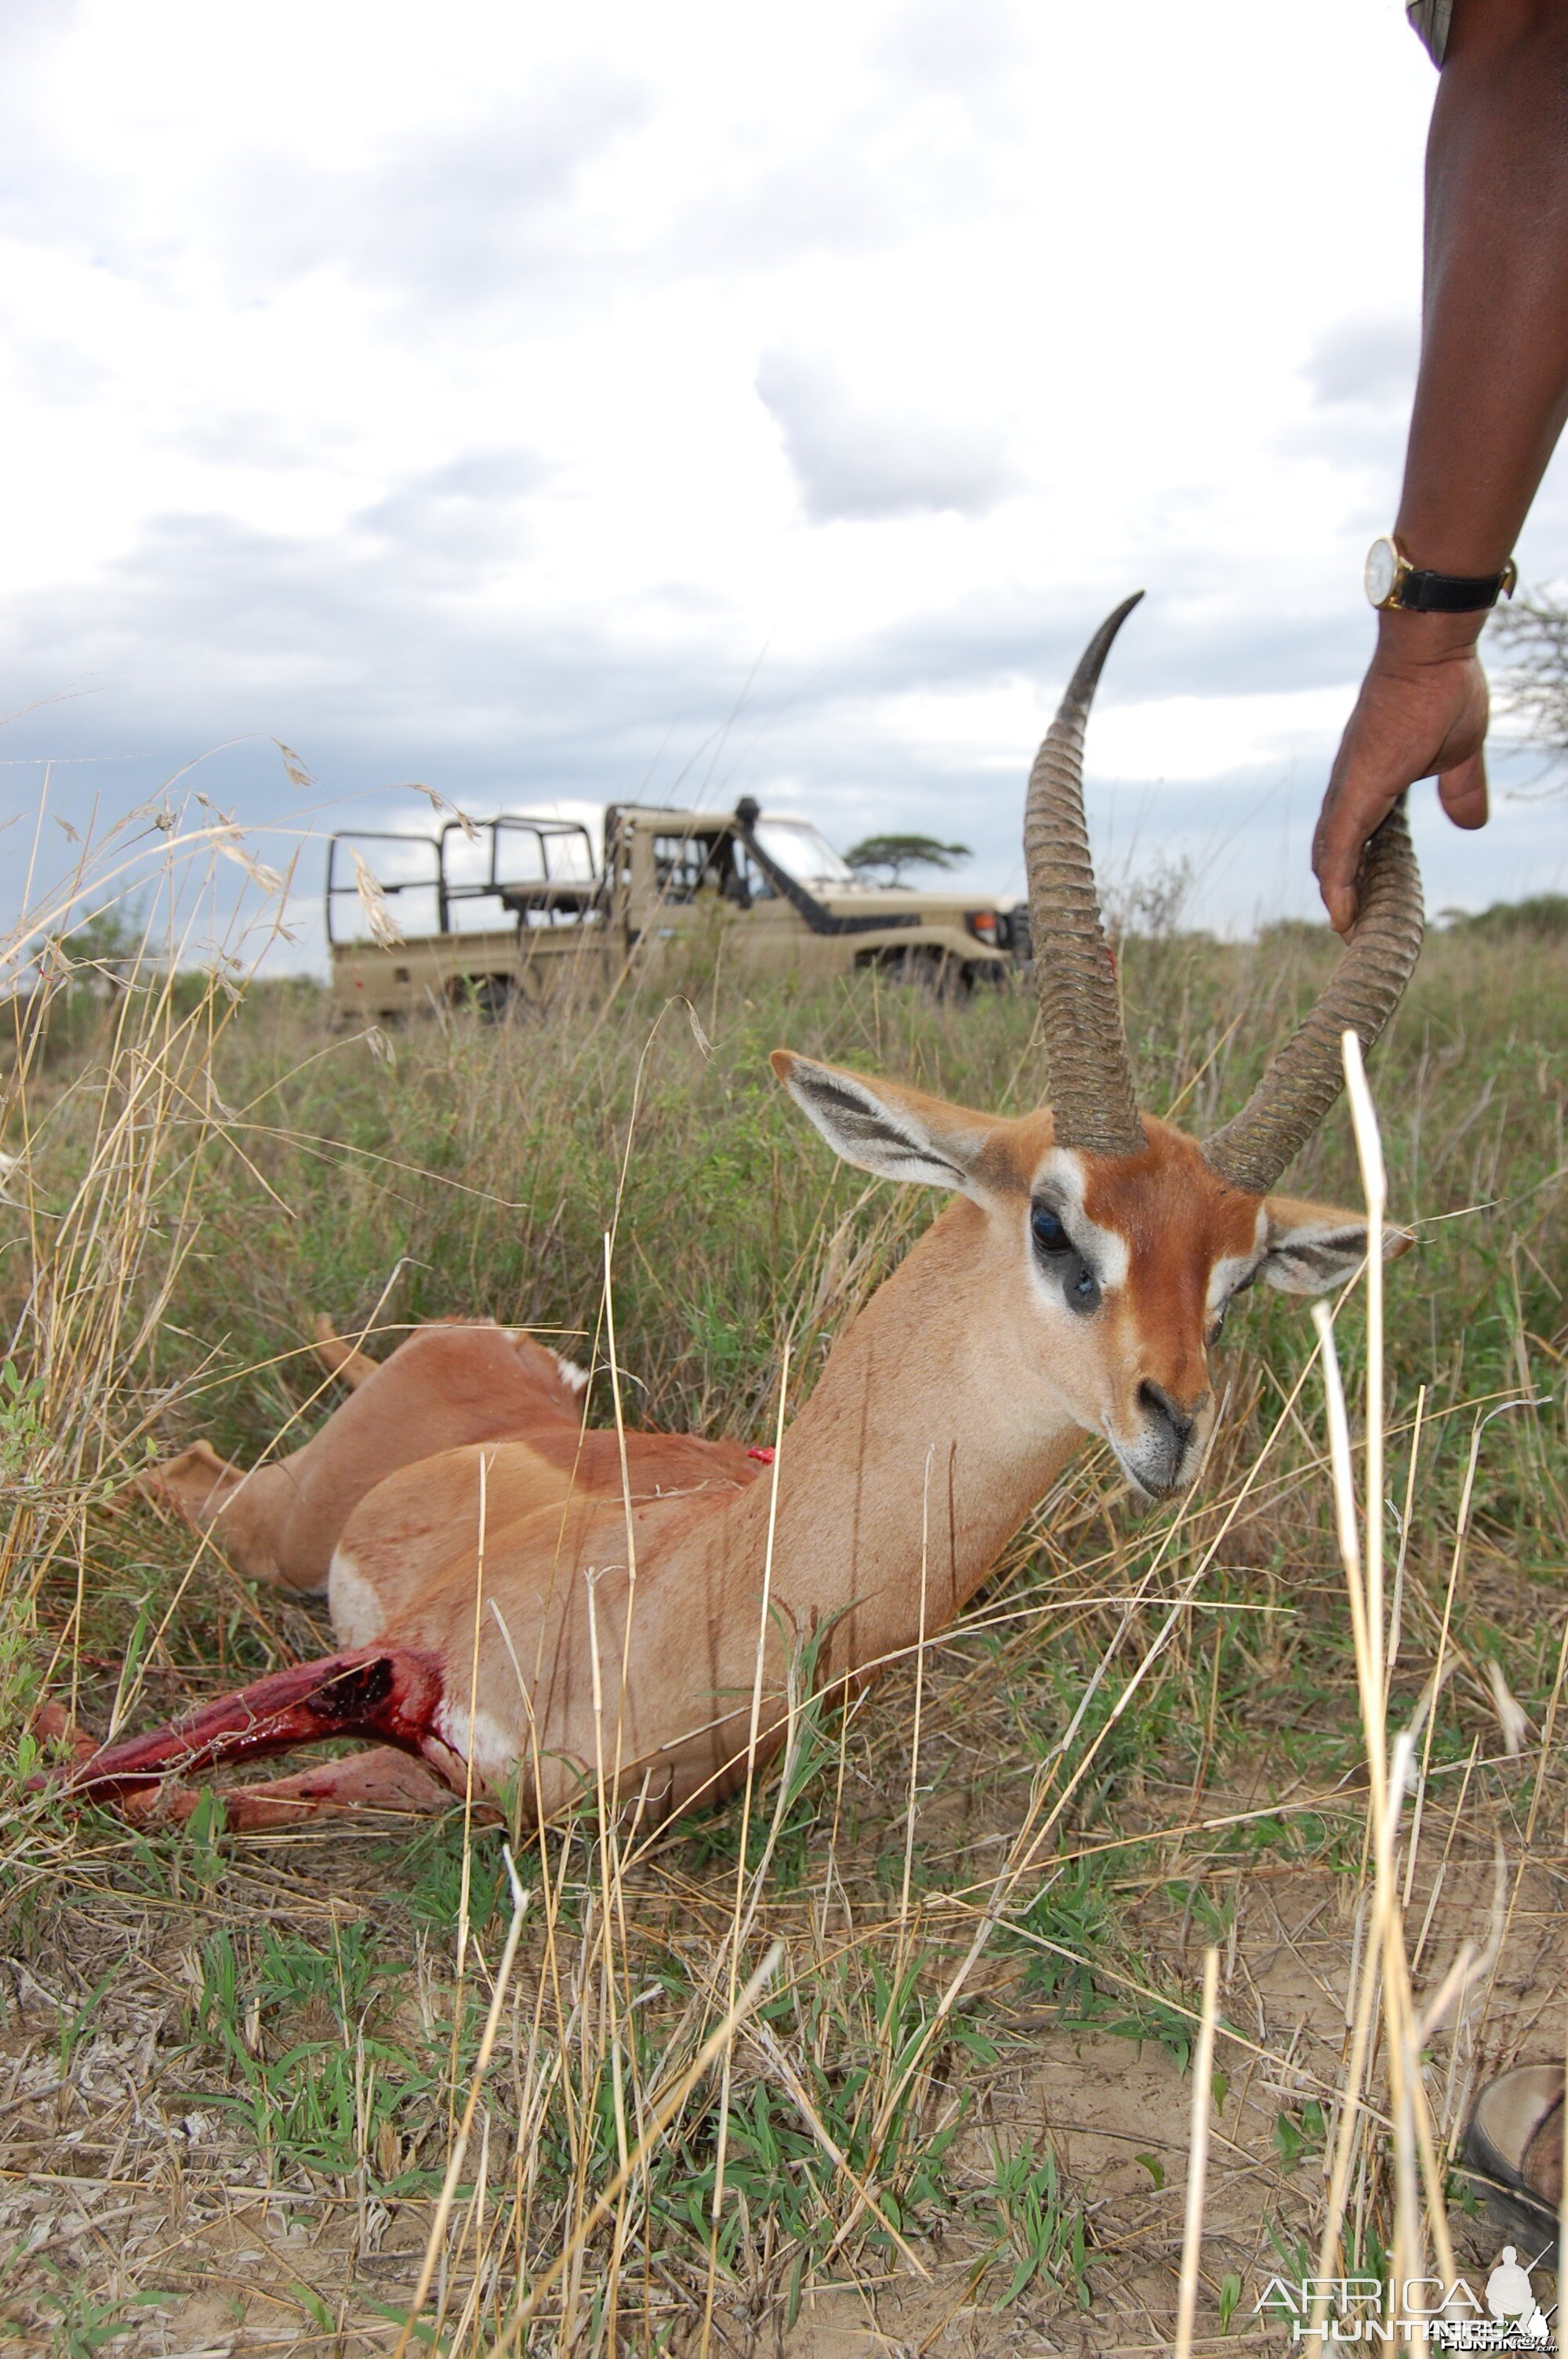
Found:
1364,534 -> 1517,614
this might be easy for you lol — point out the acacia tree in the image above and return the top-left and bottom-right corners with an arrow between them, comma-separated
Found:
842,833 -> 971,885
1489,587 -> 1568,775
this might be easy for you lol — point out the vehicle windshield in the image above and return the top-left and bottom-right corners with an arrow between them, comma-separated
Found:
752,818 -> 856,887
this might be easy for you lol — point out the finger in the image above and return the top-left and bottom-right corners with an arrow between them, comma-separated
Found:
1311,770 -> 1353,914
1312,815 -> 1360,936
1436,749 -> 1489,830
1314,780 -> 1396,938
1319,874 -> 1359,938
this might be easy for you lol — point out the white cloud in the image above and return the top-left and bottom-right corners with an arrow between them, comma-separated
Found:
2,0 -> 1564,955
1085,688 -> 1356,784
756,348 -> 1021,521
1305,314 -> 1421,409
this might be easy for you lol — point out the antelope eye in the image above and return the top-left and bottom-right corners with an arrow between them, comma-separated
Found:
1031,1204 -> 1069,1253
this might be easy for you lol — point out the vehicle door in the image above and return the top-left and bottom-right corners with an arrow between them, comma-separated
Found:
627,822 -> 732,950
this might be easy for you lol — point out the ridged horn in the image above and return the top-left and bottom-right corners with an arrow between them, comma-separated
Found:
1025,594 -> 1145,1158
1203,799 -> 1424,1198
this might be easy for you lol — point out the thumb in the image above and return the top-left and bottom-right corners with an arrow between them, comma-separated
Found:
1436,749 -> 1489,830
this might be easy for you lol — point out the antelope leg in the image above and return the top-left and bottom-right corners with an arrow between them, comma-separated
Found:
312,1314 -> 381,1390
119,1746 -> 461,1829
33,1647 -> 448,1810
129,1438 -> 249,1527
32,1701 -> 100,1765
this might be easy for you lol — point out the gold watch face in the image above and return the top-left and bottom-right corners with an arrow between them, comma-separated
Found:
1364,536 -> 1401,607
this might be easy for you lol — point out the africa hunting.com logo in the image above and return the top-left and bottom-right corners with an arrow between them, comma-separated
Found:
1256,2247 -> 1554,2348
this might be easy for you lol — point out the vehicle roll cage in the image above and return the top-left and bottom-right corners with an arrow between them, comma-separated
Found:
325,817 -> 599,944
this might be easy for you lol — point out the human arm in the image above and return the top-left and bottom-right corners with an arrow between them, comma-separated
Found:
1312,0 -> 1568,935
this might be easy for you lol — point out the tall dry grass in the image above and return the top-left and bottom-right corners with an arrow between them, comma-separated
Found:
2,813 -> 1566,2353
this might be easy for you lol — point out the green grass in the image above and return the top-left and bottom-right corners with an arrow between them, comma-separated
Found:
978,2139 -> 1091,2310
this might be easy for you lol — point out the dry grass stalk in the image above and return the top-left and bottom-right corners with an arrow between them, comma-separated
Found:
1173,1942 -> 1220,2359
1310,1034 -> 1475,2342
483,1940 -> 784,2357
394,1846 -> 531,2358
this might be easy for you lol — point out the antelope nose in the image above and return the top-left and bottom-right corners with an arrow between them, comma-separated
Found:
1137,1379 -> 1201,1455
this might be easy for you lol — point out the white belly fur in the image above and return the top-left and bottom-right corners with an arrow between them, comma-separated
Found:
328,1547 -> 387,1647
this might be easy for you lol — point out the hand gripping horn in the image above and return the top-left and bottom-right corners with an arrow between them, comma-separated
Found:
1202,798 -> 1424,1196
1024,594 -> 1147,1158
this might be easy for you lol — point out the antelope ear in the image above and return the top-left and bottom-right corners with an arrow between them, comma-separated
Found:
1258,1194 -> 1415,1296
771,1051 -> 997,1198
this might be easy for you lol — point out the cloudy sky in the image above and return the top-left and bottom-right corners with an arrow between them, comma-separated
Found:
3,0 -> 1567,972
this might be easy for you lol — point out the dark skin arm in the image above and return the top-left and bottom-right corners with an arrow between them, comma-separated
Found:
1312,0 -> 1568,935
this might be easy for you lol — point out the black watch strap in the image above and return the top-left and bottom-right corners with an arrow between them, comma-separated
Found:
1398,562 -> 1516,613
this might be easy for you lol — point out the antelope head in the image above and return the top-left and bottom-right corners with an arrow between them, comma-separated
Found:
773,596 -> 1424,1499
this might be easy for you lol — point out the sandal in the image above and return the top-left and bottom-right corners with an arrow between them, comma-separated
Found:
1461,2065 -> 1564,2261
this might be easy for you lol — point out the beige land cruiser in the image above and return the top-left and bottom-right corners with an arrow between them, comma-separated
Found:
327,799 -> 1029,1021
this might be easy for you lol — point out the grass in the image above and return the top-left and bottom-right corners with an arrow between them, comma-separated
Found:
2,820 -> 1567,2353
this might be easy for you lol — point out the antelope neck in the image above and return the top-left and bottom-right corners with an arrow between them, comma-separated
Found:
687,1198 -> 1083,1688
466,1198 -> 1087,1821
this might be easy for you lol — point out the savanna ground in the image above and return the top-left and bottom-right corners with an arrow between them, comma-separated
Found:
3,862 -> 1568,2357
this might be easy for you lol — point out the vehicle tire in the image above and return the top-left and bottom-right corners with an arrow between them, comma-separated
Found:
462,975 -> 527,1023
873,947 -> 973,1001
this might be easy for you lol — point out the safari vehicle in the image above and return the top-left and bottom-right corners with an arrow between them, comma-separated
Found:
327,798 -> 1029,1021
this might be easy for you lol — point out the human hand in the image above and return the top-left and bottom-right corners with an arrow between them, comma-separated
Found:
1312,612 -> 1491,935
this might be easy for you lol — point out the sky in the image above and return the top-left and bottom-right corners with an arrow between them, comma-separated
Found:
3,0 -> 1567,975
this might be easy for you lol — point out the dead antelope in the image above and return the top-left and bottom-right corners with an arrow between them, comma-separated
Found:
38,597 -> 1423,1832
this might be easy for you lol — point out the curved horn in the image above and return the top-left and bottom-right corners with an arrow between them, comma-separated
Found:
1025,594 -> 1145,1158
1203,800 -> 1424,1198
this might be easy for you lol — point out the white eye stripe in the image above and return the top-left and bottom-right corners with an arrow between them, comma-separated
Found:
1207,1209 -> 1270,1315
1029,1148 -> 1129,1292
1206,1251 -> 1261,1315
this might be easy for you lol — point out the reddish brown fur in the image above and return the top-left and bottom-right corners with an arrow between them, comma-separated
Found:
140,1325 -> 760,1594
1077,1117 -> 1265,1427
52,1061 -> 1396,1832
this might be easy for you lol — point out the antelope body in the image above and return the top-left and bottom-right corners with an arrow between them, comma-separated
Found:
45,600 -> 1424,1831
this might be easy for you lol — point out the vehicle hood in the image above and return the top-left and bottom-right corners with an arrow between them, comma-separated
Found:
811,887 -> 1010,921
